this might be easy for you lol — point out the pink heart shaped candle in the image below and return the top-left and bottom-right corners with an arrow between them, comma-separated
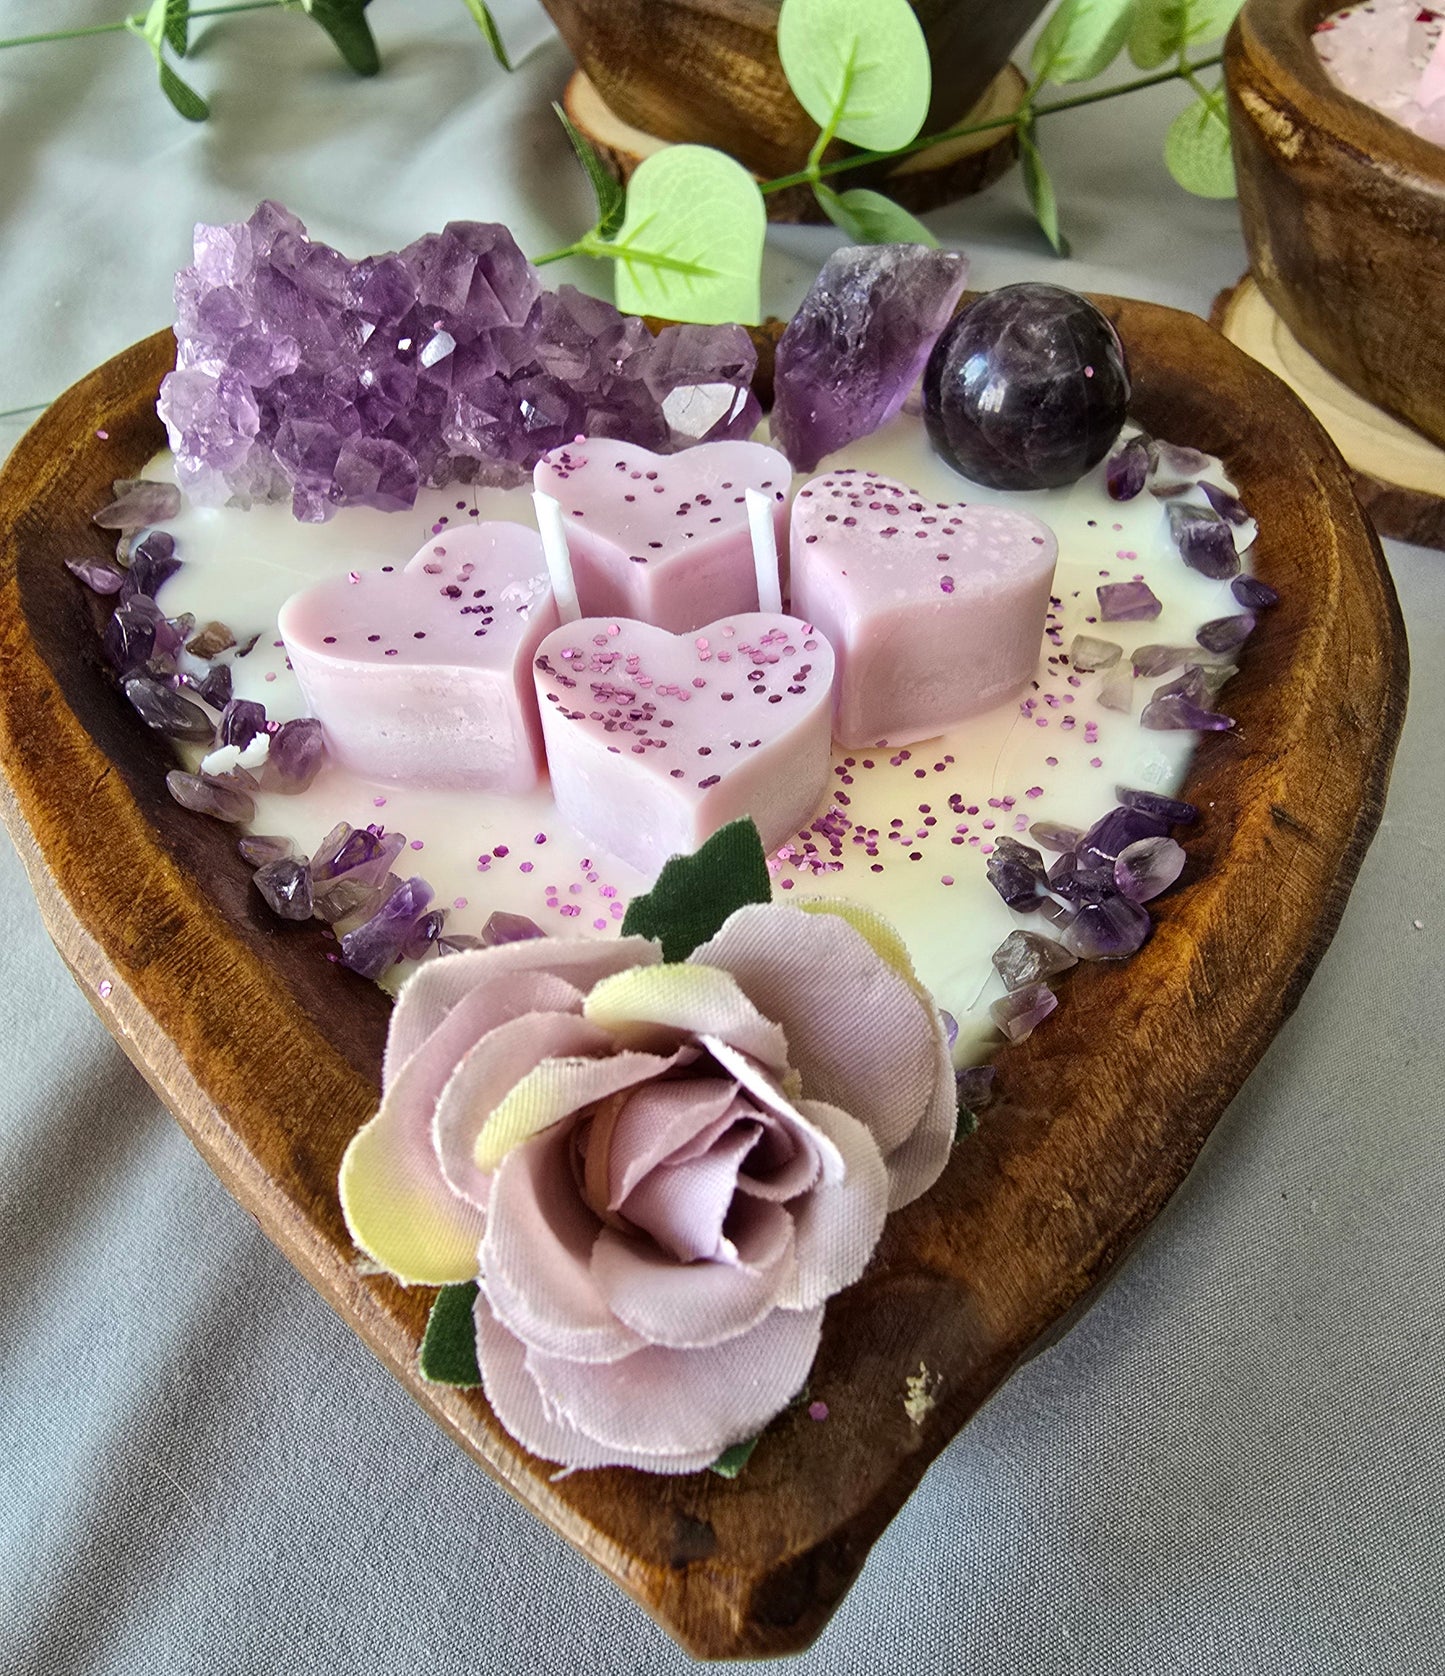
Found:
532,612 -> 835,875
279,523 -> 558,792
533,439 -> 791,633
789,470 -> 1058,748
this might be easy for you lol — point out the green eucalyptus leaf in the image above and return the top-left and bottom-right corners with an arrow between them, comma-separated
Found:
158,59 -> 209,119
1164,86 -> 1236,197
1031,0 -> 1135,85
301,0 -> 381,77
604,146 -> 765,326
1018,119 -> 1069,255
620,818 -> 772,963
1129,0 -> 1244,69
132,0 -> 169,51
777,0 -> 932,152
459,0 -> 512,70
165,0 -> 190,56
812,183 -> 938,247
554,102 -> 626,241
419,1281 -> 483,1386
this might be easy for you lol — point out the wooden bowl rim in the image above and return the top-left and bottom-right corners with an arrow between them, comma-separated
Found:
0,298 -> 1411,1659
1235,0 -> 1445,187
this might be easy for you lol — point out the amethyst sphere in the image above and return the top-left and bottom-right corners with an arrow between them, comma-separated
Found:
922,284 -> 1130,491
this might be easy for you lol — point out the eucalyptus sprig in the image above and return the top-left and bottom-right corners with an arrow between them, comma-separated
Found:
0,0 -> 511,120
545,0 -> 1244,318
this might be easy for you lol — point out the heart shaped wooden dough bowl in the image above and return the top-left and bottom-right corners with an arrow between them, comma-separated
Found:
0,300 -> 1407,1658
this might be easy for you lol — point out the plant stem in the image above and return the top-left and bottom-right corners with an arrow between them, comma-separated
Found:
0,1 -> 284,51
759,54 -> 1224,196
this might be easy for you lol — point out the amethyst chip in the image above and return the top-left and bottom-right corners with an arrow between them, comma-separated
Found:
122,675 -> 215,743
1114,836 -> 1186,903
238,833 -> 294,866
1197,612 -> 1255,654
1077,805 -> 1169,867
1131,643 -> 1190,679
165,770 -> 255,823
122,530 -> 181,598
1062,894 -> 1151,960
992,929 -> 1078,992
220,698 -> 268,749
91,479 -> 182,531
340,877 -> 435,980
1232,574 -> 1279,611
1168,502 -> 1240,580
65,556 -> 125,594
1069,634 -> 1122,672
1116,785 -> 1199,824
265,716 -> 326,792
990,981 -> 1058,1042
1106,436 -> 1149,501
985,836 -> 1047,911
1141,667 -> 1235,732
254,857 -> 315,920
1029,819 -> 1084,854
1097,580 -> 1161,622
770,244 -> 970,474
103,595 -> 166,674
481,910 -> 546,946
1200,480 -> 1250,525
954,1063 -> 996,1113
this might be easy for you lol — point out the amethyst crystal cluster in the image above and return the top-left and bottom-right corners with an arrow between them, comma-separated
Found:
158,202 -> 760,521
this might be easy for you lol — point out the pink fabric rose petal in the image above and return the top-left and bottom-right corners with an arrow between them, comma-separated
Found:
482,1124 -> 644,1366
695,905 -> 947,1189
432,1011 -> 616,1209
617,1119 -> 763,1262
473,1291 -> 719,1475
870,1024 -> 959,1211
384,935 -> 660,1085
583,964 -> 790,1075
602,1078 -> 743,1208
524,1302 -> 824,1459
778,1099 -> 889,1309
591,1196 -> 796,1350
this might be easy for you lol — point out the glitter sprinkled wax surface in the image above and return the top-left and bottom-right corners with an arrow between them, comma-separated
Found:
149,407 -> 1253,1056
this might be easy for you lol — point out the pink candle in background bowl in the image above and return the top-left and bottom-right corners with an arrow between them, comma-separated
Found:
279,522 -> 557,792
533,438 -> 792,634
532,612 -> 835,875
789,471 -> 1058,749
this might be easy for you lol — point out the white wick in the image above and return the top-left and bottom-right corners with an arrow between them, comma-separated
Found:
533,490 -> 580,624
745,487 -> 783,615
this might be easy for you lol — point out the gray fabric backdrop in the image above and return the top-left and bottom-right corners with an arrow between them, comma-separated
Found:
2,4 -> 1442,1671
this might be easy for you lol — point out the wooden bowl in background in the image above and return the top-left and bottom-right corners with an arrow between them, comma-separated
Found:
1226,0 -> 1445,453
539,0 -> 1049,179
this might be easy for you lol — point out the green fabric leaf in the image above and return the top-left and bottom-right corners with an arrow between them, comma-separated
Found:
419,1281 -> 483,1386
620,819 -> 773,963
1164,87 -> 1236,197
1031,0 -> 1135,85
709,1435 -> 760,1478
554,102 -> 626,241
955,1104 -> 979,1142
605,146 -> 765,326
301,0 -> 381,77
165,0 -> 190,56
777,0 -> 932,152
1129,0 -> 1245,70
1018,119 -> 1069,255
459,0 -> 512,70
158,60 -> 209,120
812,183 -> 938,247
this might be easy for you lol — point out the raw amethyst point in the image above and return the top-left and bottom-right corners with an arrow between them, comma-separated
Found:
1116,785 -> 1199,825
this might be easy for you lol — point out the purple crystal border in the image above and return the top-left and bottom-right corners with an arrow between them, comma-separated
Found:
158,202 -> 762,522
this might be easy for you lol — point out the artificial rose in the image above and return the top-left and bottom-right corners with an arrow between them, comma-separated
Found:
340,899 -> 957,1473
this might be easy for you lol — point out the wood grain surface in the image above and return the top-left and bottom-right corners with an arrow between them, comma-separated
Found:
0,303 -> 1408,1658
562,63 -> 1026,224
538,0 -> 1048,180
1211,275 -> 1445,552
1227,0 -> 1445,451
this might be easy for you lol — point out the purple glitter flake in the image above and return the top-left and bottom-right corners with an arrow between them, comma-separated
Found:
770,244 -> 970,474
158,203 -> 760,519
1097,580 -> 1161,622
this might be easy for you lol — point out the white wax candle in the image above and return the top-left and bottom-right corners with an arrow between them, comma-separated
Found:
745,487 -> 783,614
533,489 -> 580,623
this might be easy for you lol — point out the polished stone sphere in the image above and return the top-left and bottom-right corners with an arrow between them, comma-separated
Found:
922,284 -> 1130,491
